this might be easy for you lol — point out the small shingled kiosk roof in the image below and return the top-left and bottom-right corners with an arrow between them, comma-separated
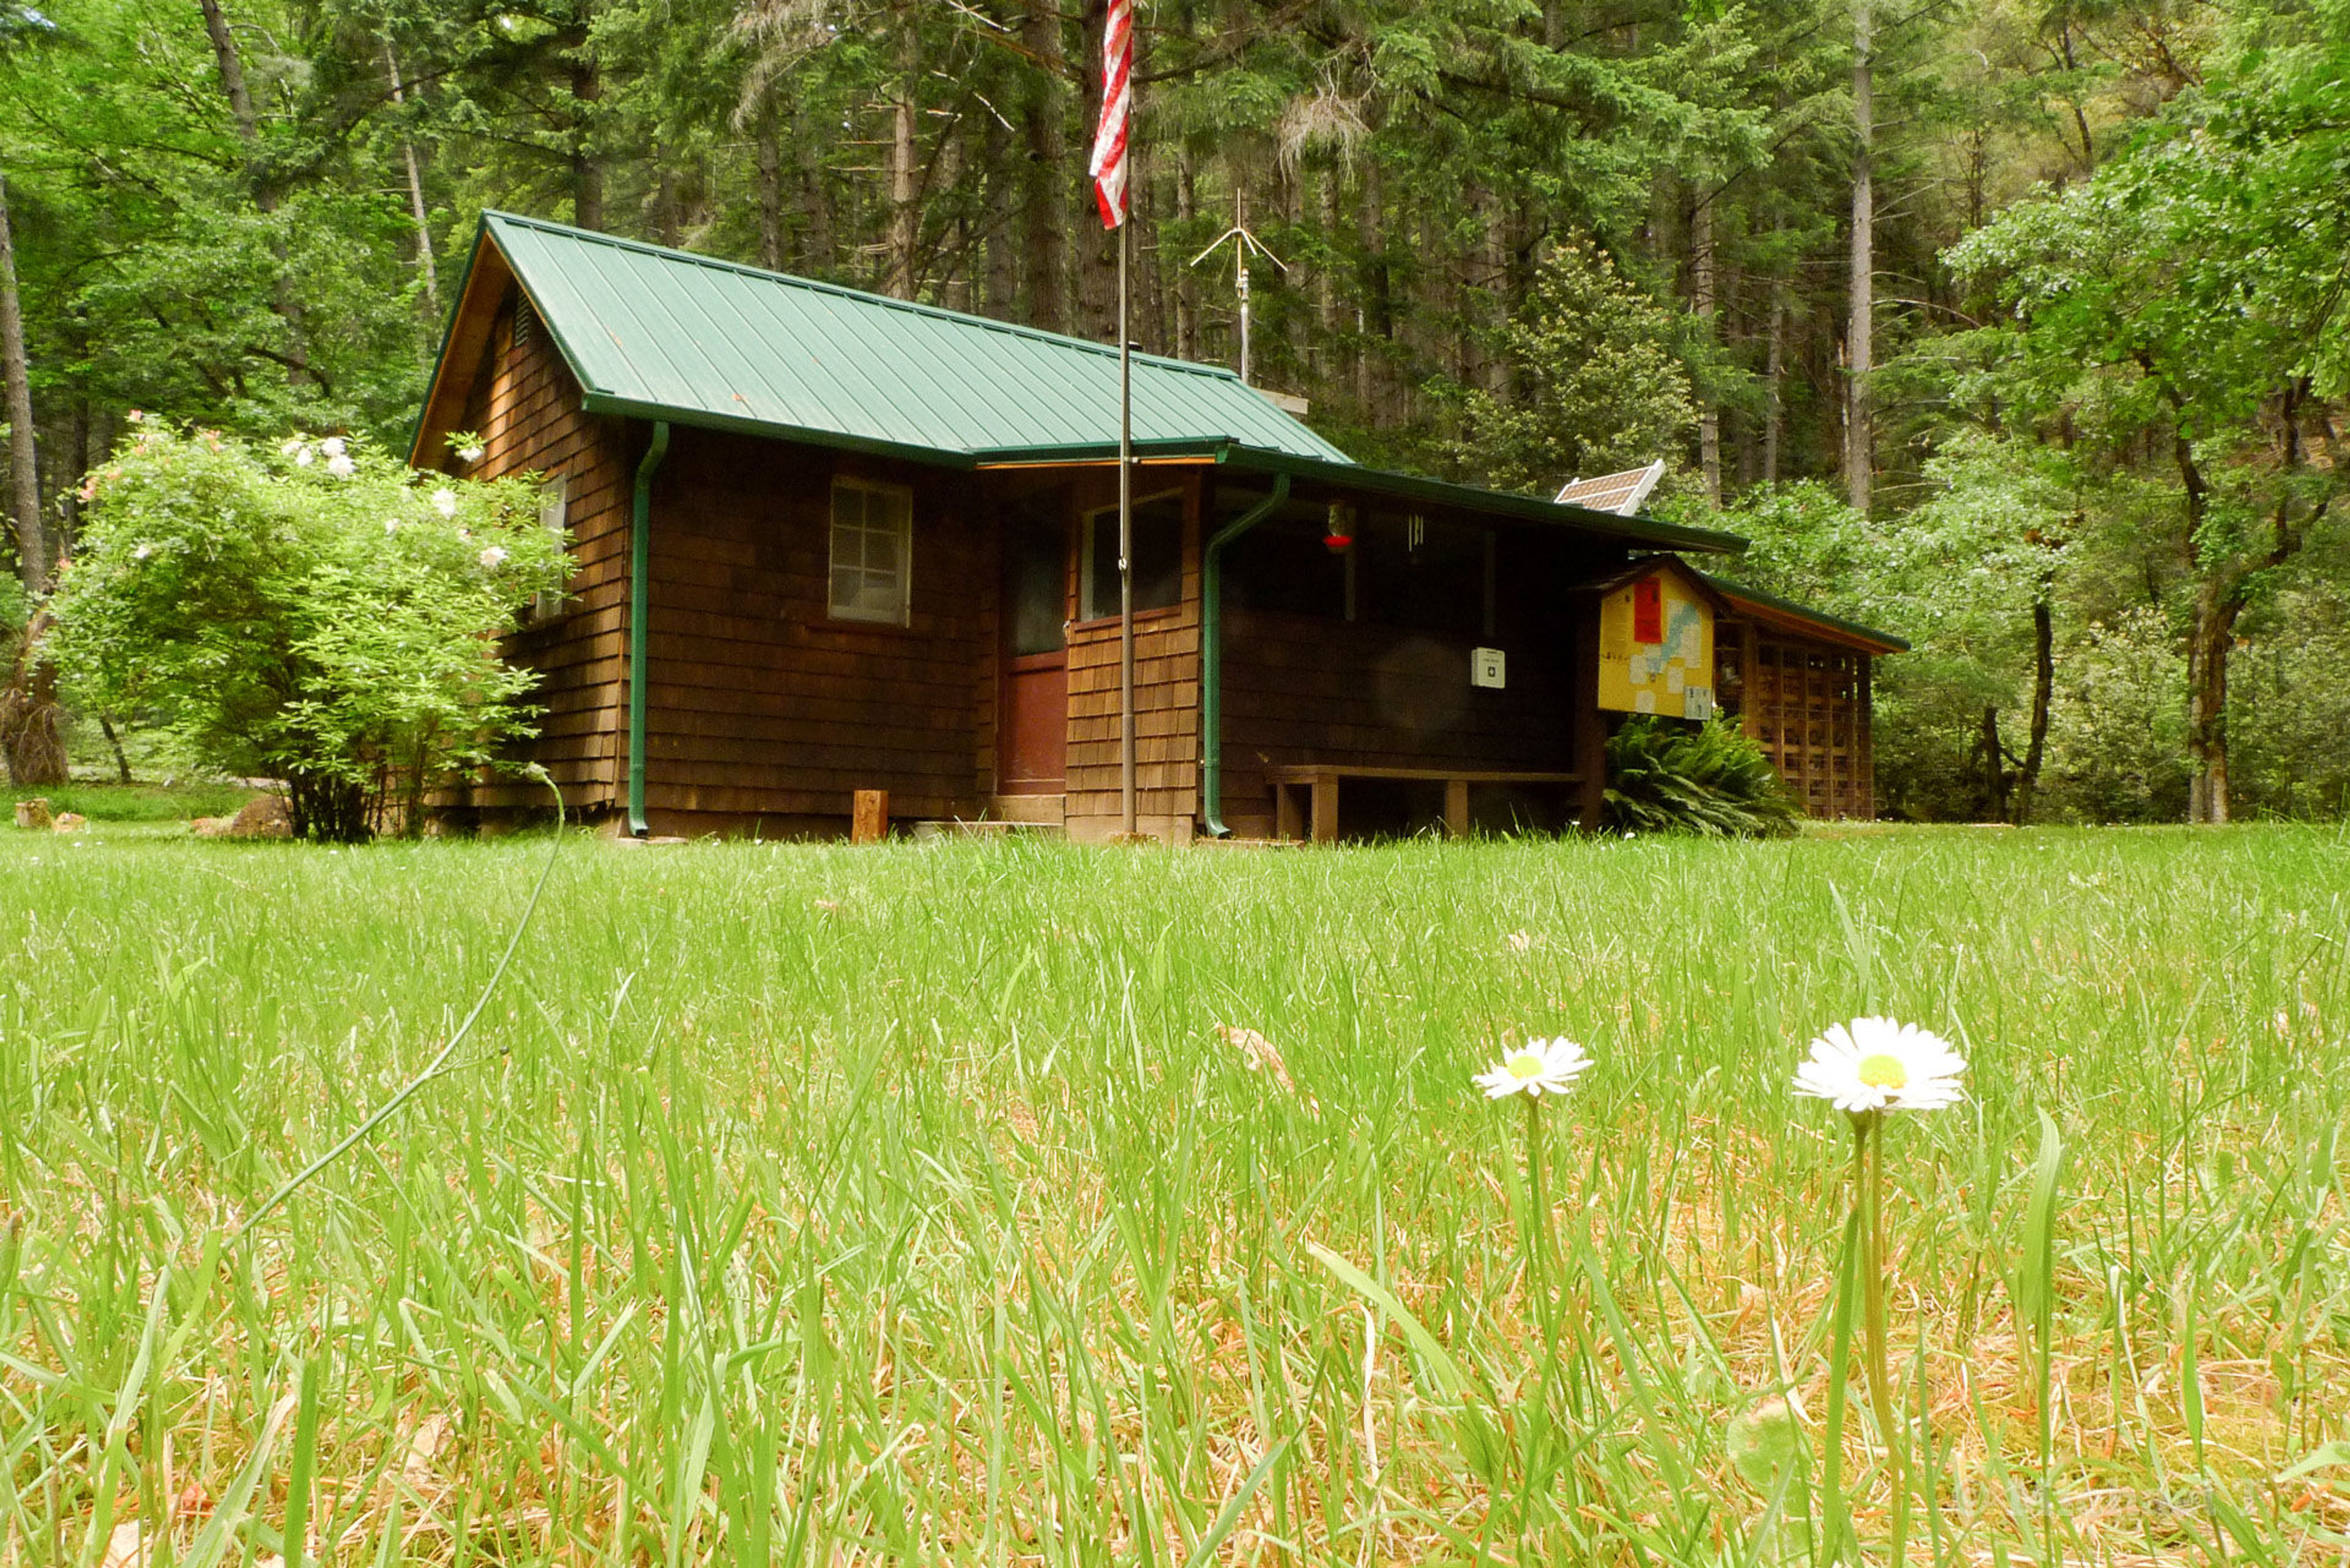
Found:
414,213 -> 1747,557
1696,570 -> 1910,654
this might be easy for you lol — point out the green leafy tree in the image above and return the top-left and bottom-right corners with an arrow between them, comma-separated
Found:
1946,17 -> 2350,820
47,424 -> 565,840
1452,239 -> 1697,495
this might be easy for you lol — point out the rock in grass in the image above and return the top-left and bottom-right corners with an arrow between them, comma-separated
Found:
191,796 -> 294,839
225,796 -> 294,838
13,798 -> 51,831
1726,1396 -> 1804,1490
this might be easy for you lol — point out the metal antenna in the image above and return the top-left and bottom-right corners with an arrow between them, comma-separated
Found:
1189,191 -> 1286,386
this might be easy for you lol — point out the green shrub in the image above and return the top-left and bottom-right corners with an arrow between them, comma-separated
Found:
47,425 -> 565,842
1602,715 -> 1803,837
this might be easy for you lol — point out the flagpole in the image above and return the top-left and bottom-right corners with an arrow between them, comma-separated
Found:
1117,215 -> 1136,838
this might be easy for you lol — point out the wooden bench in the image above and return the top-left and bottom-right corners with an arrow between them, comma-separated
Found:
1265,764 -> 1585,843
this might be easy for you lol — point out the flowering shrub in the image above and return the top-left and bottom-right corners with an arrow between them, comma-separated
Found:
48,426 -> 567,841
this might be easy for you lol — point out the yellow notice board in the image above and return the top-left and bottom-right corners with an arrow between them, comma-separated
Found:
1598,568 -> 1716,718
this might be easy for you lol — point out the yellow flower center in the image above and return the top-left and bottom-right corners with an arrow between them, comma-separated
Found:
1857,1053 -> 1909,1089
1504,1050 -> 1547,1081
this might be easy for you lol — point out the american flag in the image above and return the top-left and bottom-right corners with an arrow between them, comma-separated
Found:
1087,0 -> 1132,228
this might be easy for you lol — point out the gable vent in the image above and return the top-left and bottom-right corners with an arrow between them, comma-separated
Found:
512,298 -> 539,351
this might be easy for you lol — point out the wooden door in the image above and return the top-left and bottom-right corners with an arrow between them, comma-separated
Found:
999,511 -> 1067,793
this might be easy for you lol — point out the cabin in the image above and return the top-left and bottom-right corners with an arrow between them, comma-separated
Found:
411,213 -> 1902,841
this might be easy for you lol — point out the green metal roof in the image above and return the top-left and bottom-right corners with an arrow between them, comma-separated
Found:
436,212 -> 1747,556
475,211 -> 1352,466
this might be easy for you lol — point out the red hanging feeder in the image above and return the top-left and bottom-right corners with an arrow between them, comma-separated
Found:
1322,500 -> 1356,553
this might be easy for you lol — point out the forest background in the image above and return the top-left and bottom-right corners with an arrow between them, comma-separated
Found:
0,0 -> 2343,824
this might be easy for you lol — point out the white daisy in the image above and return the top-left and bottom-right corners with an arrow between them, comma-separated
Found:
1792,1017 -> 1966,1114
430,488 -> 458,518
1474,1037 -> 1594,1100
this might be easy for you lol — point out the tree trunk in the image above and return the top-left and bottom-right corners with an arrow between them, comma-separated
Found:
1975,704 -> 2010,823
1173,149 -> 1199,359
885,4 -> 920,300
196,0 -> 259,143
1357,156 -> 1387,420
984,111 -> 1017,315
383,46 -> 440,313
1845,0 -> 1874,514
198,0 -> 308,381
756,101 -> 784,271
0,169 -> 43,592
100,713 -> 131,785
1763,278 -> 1785,485
1020,1 -> 1069,332
2,611 -> 67,788
288,772 -> 371,844
2013,597 -> 2053,824
2185,576 -> 2236,824
1692,188 -> 1721,506
570,51 -> 603,231
797,106 -> 834,275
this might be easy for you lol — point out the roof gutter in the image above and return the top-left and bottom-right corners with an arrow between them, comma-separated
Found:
627,420 -> 671,837
1198,473 -> 1290,838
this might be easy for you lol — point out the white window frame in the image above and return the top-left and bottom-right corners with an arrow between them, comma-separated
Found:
530,473 -> 570,624
828,477 -> 914,626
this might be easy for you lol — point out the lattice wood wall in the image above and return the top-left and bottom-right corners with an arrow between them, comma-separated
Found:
1715,619 -> 1876,819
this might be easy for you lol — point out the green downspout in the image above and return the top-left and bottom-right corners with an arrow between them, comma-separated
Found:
1199,474 -> 1290,838
627,420 -> 671,837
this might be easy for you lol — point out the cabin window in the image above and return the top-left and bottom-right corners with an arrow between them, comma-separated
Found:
530,474 -> 569,624
829,478 -> 914,625
1081,491 -> 1184,621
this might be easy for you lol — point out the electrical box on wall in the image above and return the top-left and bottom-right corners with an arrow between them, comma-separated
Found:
1471,647 -> 1507,689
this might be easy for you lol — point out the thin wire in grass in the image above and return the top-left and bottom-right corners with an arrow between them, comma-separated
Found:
237,766 -> 567,1239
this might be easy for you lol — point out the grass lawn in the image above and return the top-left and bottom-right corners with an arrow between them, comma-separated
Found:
4,780 -> 259,826
2,825 -> 2346,1565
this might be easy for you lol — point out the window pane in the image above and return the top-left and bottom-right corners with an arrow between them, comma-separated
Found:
1086,493 -> 1184,619
829,479 -> 912,623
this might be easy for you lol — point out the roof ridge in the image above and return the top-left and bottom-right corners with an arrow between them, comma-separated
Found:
481,209 -> 1255,387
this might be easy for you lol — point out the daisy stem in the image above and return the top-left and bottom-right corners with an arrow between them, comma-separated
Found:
1856,1111 -> 1909,1567
1524,1092 -> 1554,1327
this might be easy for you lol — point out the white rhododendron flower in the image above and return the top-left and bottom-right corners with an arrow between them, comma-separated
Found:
1473,1037 -> 1594,1100
132,542 -> 152,560
320,436 -> 346,458
384,517 -> 402,535
430,488 -> 458,518
479,545 -> 508,569
280,437 -> 304,455
458,444 -> 485,464
326,454 -> 356,479
1793,1017 -> 1966,1114
294,446 -> 314,466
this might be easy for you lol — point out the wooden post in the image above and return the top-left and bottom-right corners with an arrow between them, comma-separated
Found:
852,789 -> 889,844
1444,778 -> 1470,840
1310,772 -> 1339,845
